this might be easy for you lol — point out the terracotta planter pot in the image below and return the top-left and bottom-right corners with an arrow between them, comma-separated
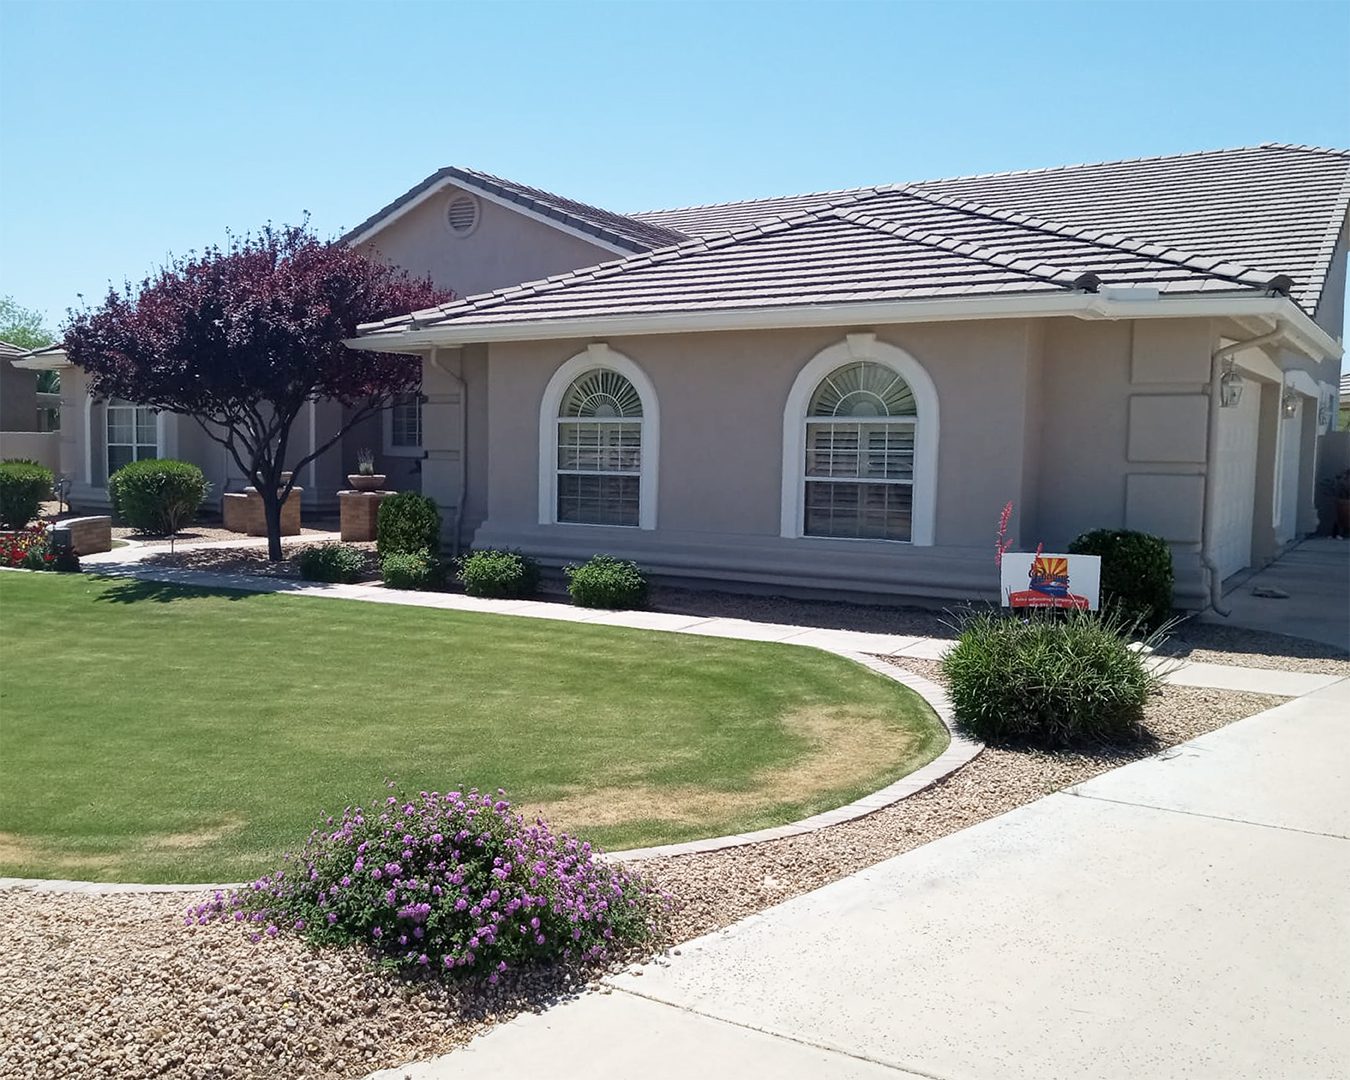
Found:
347,474 -> 387,492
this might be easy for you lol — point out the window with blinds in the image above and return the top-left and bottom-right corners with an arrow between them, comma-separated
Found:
106,398 -> 158,477
556,368 -> 643,526
803,361 -> 917,542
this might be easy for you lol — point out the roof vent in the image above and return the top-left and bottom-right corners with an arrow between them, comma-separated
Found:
1264,274 -> 1294,297
1072,271 -> 1102,293
446,193 -> 480,237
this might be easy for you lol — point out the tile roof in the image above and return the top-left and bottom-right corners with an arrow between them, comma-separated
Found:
0,340 -> 25,358
358,144 -> 1349,338
634,144 -> 1350,313
362,187 -> 1290,334
344,166 -> 687,254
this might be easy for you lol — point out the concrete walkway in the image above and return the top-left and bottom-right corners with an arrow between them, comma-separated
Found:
1203,537 -> 1350,651
77,544 -> 1342,698
373,676 -> 1350,1080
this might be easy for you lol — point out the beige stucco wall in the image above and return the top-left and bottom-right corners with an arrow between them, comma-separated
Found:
356,183 -> 620,300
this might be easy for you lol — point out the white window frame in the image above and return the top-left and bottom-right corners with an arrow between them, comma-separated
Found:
781,334 -> 939,546
538,343 -> 659,530
105,398 -> 162,479
383,393 -> 423,457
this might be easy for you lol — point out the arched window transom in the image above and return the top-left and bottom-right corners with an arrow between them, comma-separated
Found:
555,367 -> 644,526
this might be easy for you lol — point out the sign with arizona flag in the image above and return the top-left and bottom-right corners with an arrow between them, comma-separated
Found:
1000,552 -> 1102,611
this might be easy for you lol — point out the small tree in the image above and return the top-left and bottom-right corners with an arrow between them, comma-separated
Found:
62,225 -> 452,559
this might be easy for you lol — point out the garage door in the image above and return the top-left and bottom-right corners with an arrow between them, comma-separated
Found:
1274,399 -> 1301,545
1211,379 -> 1261,581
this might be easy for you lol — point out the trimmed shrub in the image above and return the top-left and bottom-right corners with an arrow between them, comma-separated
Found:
377,492 -> 441,559
109,459 -> 209,535
297,543 -> 368,584
941,611 -> 1162,747
1068,528 -> 1174,630
564,554 -> 647,609
382,549 -> 441,591
458,549 -> 539,599
0,460 -> 53,529
185,786 -> 663,980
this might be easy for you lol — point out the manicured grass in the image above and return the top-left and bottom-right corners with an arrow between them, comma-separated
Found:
0,573 -> 946,882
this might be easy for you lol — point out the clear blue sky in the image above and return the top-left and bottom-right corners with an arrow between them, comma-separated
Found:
2,0 -> 1348,332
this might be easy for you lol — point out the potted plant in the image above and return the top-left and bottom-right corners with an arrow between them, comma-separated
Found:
347,448 -> 386,492
1321,468 -> 1350,538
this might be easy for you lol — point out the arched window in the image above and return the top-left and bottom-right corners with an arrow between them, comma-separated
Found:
539,345 -> 659,529
782,335 -> 938,545
106,398 -> 158,477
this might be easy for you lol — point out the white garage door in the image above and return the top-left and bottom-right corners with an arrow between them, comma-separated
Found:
1211,379 -> 1262,581
1275,399 -> 1302,545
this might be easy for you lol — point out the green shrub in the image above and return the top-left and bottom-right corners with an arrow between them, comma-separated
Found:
941,611 -> 1162,747
564,554 -> 647,609
0,460 -> 53,529
1067,528 -> 1174,630
377,492 -> 441,559
297,543 -> 368,583
457,549 -> 540,599
381,549 -> 441,591
109,459 -> 209,535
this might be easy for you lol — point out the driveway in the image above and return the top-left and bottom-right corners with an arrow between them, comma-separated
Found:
377,676 -> 1350,1080
1205,537 -> 1350,651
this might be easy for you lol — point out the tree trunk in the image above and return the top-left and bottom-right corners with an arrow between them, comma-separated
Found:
259,484 -> 284,561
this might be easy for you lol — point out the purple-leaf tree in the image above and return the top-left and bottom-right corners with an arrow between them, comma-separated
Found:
62,223 -> 453,560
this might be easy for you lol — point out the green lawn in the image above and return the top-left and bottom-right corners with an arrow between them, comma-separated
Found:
0,573 -> 946,883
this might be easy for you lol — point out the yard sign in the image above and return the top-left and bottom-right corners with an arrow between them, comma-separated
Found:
1000,552 -> 1102,611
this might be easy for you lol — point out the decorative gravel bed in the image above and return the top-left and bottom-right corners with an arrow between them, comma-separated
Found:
0,672 -> 1281,1080
114,524 -> 338,547
139,541 -> 378,580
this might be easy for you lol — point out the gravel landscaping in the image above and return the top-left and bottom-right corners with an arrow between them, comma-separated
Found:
140,541 -> 378,578
0,673 -> 1281,1080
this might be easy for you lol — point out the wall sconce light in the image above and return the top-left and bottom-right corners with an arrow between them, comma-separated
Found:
1281,389 -> 1299,419
1219,361 -> 1244,408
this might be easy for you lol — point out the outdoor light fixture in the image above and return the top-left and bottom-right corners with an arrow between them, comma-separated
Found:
1281,388 -> 1299,419
1219,360 -> 1245,408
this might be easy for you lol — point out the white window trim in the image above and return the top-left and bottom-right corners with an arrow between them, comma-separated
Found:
382,394 -> 424,457
780,334 -> 939,546
537,343 -> 659,530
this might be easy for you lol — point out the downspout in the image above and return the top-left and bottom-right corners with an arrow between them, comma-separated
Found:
429,347 -> 467,557
1202,325 -> 1287,615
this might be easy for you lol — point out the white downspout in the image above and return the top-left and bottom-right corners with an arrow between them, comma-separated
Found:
1202,325 -> 1287,615
429,347 -> 468,556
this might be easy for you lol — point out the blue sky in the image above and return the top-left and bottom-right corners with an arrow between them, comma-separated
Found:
2,0 -> 1348,331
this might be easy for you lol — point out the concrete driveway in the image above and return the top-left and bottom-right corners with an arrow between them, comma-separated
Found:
1204,537 -> 1350,651
382,677 -> 1350,1080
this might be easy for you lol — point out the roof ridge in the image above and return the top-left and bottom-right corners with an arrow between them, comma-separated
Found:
831,207 -> 1085,291
362,195 -> 885,333
891,185 -> 1284,290
1258,141 -> 1350,159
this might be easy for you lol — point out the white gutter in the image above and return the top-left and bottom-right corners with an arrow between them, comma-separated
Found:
1201,325 -> 1289,616
347,293 -> 1341,363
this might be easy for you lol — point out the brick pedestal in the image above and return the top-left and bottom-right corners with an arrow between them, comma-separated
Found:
221,487 -> 302,537
60,515 -> 113,555
338,489 -> 394,542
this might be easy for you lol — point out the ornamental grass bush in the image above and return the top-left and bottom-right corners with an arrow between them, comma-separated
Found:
1067,528 -> 1174,631
941,611 -> 1163,748
457,549 -> 539,599
377,493 -> 441,560
108,459 -> 209,535
564,555 -> 647,609
0,460 -> 53,529
187,786 -> 664,980
297,543 -> 368,584
381,549 -> 442,591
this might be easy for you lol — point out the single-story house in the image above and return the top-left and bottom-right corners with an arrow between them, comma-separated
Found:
0,340 -> 61,471
14,143 -> 1349,608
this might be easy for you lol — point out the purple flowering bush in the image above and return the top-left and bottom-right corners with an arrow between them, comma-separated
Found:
188,787 -> 663,982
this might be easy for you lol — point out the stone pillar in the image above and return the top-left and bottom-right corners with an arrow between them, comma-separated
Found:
338,490 -> 394,542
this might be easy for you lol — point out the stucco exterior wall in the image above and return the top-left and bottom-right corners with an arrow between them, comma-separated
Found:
355,184 -> 619,300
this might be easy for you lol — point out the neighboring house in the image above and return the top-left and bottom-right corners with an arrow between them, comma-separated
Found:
0,340 -> 60,471
12,143 -> 1348,608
